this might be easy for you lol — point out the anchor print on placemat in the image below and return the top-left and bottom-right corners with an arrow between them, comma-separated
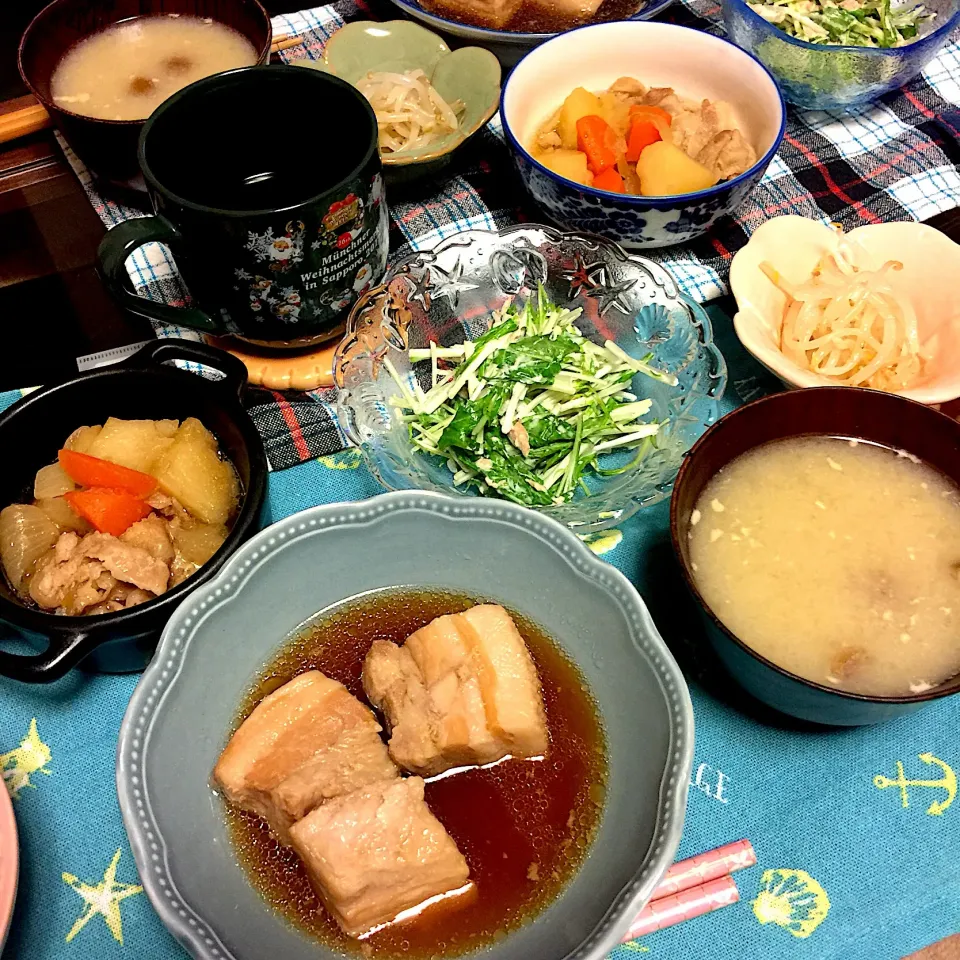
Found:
873,753 -> 956,816
752,868 -> 830,939
1,717 -> 52,799
63,848 -> 143,945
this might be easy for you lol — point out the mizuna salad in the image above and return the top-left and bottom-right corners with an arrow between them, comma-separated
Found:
386,290 -> 677,507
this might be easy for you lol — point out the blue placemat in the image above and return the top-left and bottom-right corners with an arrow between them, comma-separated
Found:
2,310 -> 958,960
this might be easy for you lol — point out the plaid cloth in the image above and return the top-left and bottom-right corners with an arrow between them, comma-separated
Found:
60,0 -> 960,469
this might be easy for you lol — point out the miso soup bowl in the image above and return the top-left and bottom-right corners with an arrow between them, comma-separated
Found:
18,0 -> 272,188
670,386 -> 960,726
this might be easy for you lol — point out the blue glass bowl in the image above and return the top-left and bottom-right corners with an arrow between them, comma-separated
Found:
723,0 -> 960,110
334,225 -> 728,532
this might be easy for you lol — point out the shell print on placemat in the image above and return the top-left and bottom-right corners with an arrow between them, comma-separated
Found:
752,868 -> 831,938
1,718 -> 52,799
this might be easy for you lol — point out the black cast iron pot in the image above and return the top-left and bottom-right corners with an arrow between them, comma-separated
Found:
0,340 -> 267,683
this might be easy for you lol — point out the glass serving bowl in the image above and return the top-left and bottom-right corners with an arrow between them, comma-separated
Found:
723,0 -> 960,110
334,225 -> 727,531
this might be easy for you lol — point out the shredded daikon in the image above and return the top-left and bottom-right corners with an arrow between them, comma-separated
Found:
357,69 -> 464,155
761,246 -> 934,392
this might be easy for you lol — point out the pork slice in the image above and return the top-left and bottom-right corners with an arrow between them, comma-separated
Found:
28,534 -> 116,614
214,671 -> 397,842
363,641 -> 441,776
121,514 -> 175,563
288,777 -> 471,938
695,128 -> 758,180
524,0 -> 604,20
422,0 -> 522,28
458,604 -> 549,759
80,533 -> 169,596
406,617 -> 501,765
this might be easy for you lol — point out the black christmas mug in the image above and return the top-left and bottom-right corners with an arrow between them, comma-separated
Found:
97,65 -> 388,349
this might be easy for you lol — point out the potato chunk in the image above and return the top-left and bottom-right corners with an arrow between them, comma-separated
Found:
151,418 -> 238,525
86,418 -> 178,473
635,141 -> 718,197
63,425 -> 101,454
558,87 -> 603,149
537,148 -> 591,186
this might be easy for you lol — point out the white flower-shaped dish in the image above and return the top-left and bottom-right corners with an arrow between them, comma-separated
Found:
730,216 -> 960,405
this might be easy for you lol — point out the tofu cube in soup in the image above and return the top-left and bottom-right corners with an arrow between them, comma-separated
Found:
213,671 -> 397,842
288,777 -> 471,938
363,604 -> 549,776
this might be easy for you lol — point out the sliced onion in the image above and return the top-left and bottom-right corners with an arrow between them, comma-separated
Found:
0,504 -> 61,596
37,496 -> 92,535
34,462 -> 76,500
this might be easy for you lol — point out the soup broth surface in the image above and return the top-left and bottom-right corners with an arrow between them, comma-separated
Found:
50,15 -> 257,121
688,436 -> 960,697
225,589 -> 607,958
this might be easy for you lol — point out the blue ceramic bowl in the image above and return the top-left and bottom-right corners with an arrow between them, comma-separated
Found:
501,21 -> 786,250
723,0 -> 960,110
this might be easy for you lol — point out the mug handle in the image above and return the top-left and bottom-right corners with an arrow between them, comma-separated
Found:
96,216 -> 219,332
0,631 -> 91,683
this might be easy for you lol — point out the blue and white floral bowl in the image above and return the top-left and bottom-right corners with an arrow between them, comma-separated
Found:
501,21 -> 786,249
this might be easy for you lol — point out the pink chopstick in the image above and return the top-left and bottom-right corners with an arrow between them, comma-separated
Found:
621,875 -> 740,941
651,839 -> 756,902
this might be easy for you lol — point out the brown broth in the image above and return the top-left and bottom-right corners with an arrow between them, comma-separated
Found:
224,589 -> 607,958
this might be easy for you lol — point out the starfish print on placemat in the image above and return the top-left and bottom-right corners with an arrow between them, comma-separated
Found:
63,848 -> 143,945
2,718 -> 52,799
428,257 -> 478,308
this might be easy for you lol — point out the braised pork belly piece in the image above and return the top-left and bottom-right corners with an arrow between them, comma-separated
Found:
363,604 -> 549,776
288,776 -> 472,938
213,671 -> 398,843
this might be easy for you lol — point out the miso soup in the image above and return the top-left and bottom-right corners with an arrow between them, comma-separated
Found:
50,14 -> 257,121
688,436 -> 960,697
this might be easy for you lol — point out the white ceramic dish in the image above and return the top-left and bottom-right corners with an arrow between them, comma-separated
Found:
501,21 -> 785,249
730,216 -> 960,405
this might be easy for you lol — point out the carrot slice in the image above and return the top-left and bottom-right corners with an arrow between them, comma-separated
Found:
625,120 -> 662,162
576,115 -> 618,175
64,488 -> 153,537
58,449 -> 157,498
592,167 -> 625,193
628,105 -> 672,142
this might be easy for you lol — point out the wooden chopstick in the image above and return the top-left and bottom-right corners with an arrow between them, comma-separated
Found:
271,35 -> 304,53
0,99 -> 52,146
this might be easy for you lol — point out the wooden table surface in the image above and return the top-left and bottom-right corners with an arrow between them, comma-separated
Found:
0,8 -> 957,956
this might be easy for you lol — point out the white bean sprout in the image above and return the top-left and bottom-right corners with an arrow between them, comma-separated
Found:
357,69 -> 464,155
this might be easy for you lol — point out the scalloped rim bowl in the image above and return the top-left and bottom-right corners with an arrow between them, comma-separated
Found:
116,491 -> 694,960
296,20 -> 501,167
730,216 -> 960,405
333,224 -> 728,531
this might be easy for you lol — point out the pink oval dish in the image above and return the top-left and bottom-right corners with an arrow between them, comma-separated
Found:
0,782 -> 18,950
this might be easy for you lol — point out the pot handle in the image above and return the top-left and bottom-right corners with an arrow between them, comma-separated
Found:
96,216 -> 220,333
125,339 -> 249,400
0,631 -> 91,683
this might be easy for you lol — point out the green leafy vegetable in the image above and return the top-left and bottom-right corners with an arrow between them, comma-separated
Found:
747,0 -> 934,47
394,289 -> 675,508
